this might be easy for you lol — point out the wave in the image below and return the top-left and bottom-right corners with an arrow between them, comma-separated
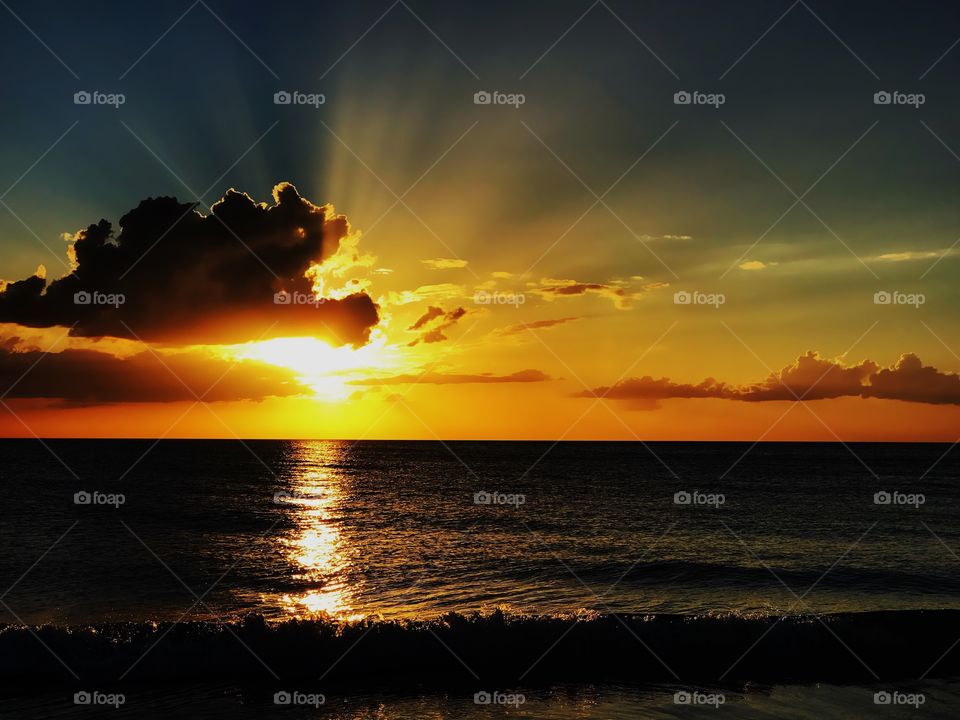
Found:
3,610 -> 958,686
499,557 -> 960,593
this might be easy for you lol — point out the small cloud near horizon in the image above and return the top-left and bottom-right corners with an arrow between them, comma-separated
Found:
577,351 -> 960,409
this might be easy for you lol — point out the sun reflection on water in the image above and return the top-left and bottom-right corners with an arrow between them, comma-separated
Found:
273,442 -> 364,621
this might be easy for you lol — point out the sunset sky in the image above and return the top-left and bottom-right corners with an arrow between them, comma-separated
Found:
2,0 -> 960,439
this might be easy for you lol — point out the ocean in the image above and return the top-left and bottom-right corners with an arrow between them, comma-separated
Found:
1,439 -> 959,717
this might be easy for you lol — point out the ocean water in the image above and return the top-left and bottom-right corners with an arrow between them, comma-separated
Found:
1,440 -> 959,717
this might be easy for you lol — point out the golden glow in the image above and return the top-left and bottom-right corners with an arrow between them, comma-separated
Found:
273,446 -> 365,621
226,331 -> 401,401
305,222 -> 376,300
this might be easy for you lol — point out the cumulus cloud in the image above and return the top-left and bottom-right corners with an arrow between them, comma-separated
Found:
735,351 -> 877,402
407,306 -> 467,346
0,340 -> 306,405
495,317 -> 579,336
0,183 -> 379,346
867,353 -> 960,404
577,351 -> 960,408
351,369 -> 551,385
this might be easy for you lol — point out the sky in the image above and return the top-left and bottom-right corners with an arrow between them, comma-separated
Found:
1,0 -> 960,439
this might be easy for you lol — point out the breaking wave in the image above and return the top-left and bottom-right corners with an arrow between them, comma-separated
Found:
3,609 -> 959,687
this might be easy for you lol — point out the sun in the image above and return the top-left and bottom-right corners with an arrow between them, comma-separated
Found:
226,332 -> 398,401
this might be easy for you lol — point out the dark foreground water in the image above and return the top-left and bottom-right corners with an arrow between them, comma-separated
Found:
1,440 -> 959,717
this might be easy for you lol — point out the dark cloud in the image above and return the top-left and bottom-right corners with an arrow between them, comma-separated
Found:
578,352 -> 960,408
584,376 -> 731,401
543,282 -> 610,296
736,351 -> 877,402
867,353 -> 960,404
496,317 -> 579,336
351,369 -> 551,385
407,306 -> 466,346
0,183 -> 379,346
0,341 -> 306,405
408,306 -> 444,330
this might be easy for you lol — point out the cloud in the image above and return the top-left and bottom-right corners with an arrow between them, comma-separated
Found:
381,283 -> 464,306
0,183 -> 380,346
408,306 -> 445,330
407,306 -> 467,346
867,353 -> 960,404
351,369 -> 551,385
739,260 -> 774,271
0,340 -> 306,405
638,234 -> 693,241
577,376 -> 731,410
871,249 -> 958,263
577,351 -> 960,408
530,277 -> 666,310
734,352 -> 877,401
538,281 -> 612,296
496,317 -> 579,336
421,258 -> 469,270
582,376 -> 730,400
